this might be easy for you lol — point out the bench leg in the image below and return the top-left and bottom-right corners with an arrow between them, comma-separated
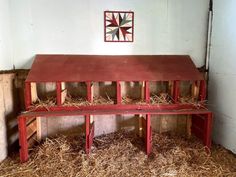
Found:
18,116 -> 28,163
85,114 -> 90,154
204,113 -> 213,150
146,114 -> 152,155
85,114 -> 95,154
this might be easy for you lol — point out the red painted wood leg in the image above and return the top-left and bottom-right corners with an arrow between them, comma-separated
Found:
146,114 -> 152,155
18,116 -> 29,163
89,122 -> 95,151
85,114 -> 90,154
204,113 -> 213,150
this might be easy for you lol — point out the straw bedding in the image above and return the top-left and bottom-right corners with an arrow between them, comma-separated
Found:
122,96 -> 146,105
30,97 -> 56,110
29,94 -> 206,109
150,93 -> 174,105
0,131 -> 235,177
63,97 -> 90,107
92,95 -> 114,105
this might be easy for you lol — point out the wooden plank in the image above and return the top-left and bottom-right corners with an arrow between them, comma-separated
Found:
61,89 -> 67,104
61,82 -> 66,90
31,82 -> 38,103
192,81 -> 199,101
141,81 -> 145,100
0,75 -> 7,161
28,133 -> 37,148
20,108 -> 212,118
27,120 -> 37,140
60,82 -> 67,104
90,115 -> 94,124
36,117 -> 41,141
26,117 -> 36,125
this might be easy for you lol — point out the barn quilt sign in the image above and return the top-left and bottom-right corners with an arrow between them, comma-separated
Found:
104,11 -> 134,42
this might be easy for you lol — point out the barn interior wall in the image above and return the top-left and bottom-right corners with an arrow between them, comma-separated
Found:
0,0 -> 13,70
208,0 -> 236,154
9,0 -> 209,69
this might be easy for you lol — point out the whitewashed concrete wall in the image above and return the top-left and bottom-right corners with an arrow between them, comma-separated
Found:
208,0 -> 236,153
0,0 -> 13,70
9,0 -> 209,69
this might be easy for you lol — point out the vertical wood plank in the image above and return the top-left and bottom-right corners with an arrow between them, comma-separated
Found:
30,82 -> 38,103
36,117 -> 42,141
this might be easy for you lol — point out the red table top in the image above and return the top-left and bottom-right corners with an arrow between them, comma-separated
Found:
26,55 -> 203,82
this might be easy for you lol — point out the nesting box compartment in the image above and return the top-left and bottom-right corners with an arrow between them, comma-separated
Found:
29,82 -> 57,107
150,81 -> 173,105
121,81 -> 145,104
92,82 -> 116,105
62,82 -> 88,106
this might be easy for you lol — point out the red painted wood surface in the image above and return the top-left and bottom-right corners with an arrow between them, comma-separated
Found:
85,114 -> 90,154
18,117 -> 28,163
192,113 -> 213,149
24,82 -> 31,110
146,114 -> 152,155
23,103 -> 204,113
87,122 -> 94,154
19,109 -> 211,118
26,55 -> 203,82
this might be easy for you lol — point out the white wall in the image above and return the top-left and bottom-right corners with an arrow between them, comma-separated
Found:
9,0 -> 209,69
0,0 -> 13,70
209,0 -> 236,153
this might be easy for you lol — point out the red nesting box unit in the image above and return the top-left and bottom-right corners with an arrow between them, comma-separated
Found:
18,55 -> 213,162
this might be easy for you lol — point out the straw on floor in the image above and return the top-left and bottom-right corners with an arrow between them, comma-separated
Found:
0,131 -> 236,177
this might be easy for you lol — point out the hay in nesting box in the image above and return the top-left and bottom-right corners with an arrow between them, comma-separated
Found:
30,97 -> 56,111
179,97 -> 208,109
92,94 -> 114,105
179,96 -> 197,104
122,96 -> 146,105
1,131 -> 236,177
63,94 -> 90,107
150,93 -> 174,105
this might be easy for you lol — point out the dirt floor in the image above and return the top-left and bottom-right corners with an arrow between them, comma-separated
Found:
0,131 -> 236,177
